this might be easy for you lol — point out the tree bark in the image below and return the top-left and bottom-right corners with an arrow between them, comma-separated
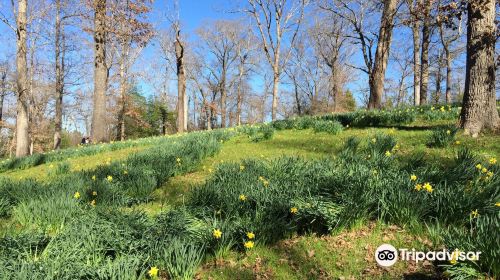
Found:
54,0 -> 64,150
271,66 -> 280,121
460,0 -> 499,136
412,19 -> 421,105
0,67 -> 6,128
368,0 -> 397,110
220,68 -> 227,128
118,42 -> 130,141
15,0 -> 30,157
91,0 -> 108,143
445,49 -> 452,104
419,0 -> 431,105
175,30 -> 187,133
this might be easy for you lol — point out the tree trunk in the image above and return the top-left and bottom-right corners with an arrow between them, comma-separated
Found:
220,71 -> 227,128
118,42 -> 130,141
368,0 -> 397,110
54,0 -> 63,150
271,70 -> 279,121
91,0 -> 108,143
175,30 -> 187,133
292,76 -> 302,116
0,68 -> 6,128
412,20 -> 421,106
15,0 -> 30,157
460,0 -> 499,136
445,48 -> 452,104
419,1 -> 431,105
331,67 -> 339,112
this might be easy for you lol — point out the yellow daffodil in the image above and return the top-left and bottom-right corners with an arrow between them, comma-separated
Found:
148,266 -> 159,278
92,175 -> 96,180
415,184 -> 422,191
475,164 -> 482,170
246,232 -> 255,239
208,168 -> 213,173
446,130 -> 451,135
495,202 -> 500,207
481,168 -> 488,174
262,180 -> 269,187
92,191 -> 97,196
423,182 -> 433,193
213,229 -> 222,239
410,175 -> 417,181
290,207 -> 298,214
490,158 -> 497,165
244,241 -> 254,249
74,192 -> 81,199
90,200 -> 96,207
258,176 -> 264,181
371,138 -> 377,143
240,165 -> 245,171
106,175 -> 113,182
455,141 -> 460,145
239,194 -> 246,201
385,151 -> 391,157
123,170 -> 128,175
471,209 -> 479,218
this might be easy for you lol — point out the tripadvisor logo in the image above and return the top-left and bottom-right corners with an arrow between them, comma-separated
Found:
374,244 -> 481,267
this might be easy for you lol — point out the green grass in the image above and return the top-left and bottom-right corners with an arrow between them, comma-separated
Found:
198,221 -> 436,279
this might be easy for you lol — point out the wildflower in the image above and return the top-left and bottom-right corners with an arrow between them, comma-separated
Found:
446,130 -> 451,135
213,229 -> 222,239
244,241 -> 254,249
258,176 -> 264,181
208,168 -> 213,173
490,158 -> 497,165
423,182 -> 433,193
455,140 -> 460,145
92,175 -> 96,181
450,249 -> 460,264
239,194 -> 247,201
92,191 -> 97,196
486,171 -> 494,178
371,138 -> 377,143
440,106 -> 445,112
106,175 -> 113,182
410,175 -> 417,181
240,165 -> 245,171
290,207 -> 298,214
176,158 -> 181,163
470,209 -> 479,218
372,170 -> 378,175
246,232 -> 255,239
481,167 -> 488,174
262,180 -> 269,187
123,170 -> 128,175
414,184 -> 422,191
385,151 -> 391,157
148,266 -> 159,278
475,164 -> 482,170
74,192 -> 81,199
495,202 -> 500,207
431,106 -> 435,111
90,200 -> 96,207
49,164 -> 54,168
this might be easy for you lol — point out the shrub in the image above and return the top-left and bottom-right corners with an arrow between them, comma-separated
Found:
427,125 -> 458,148
313,120 -> 343,135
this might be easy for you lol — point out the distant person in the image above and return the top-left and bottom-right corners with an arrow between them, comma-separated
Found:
81,137 -> 86,145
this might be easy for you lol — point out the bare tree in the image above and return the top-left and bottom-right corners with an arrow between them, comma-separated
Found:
460,0 -> 499,136
404,0 -> 422,105
53,0 -> 65,149
16,0 -> 30,156
310,16 -> 348,112
437,4 -> 463,104
245,0 -> 308,120
91,0 -> 108,143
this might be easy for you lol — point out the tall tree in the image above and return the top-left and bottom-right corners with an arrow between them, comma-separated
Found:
405,0 -> 422,105
460,0 -> 499,136
54,0 -> 65,149
246,0 -> 308,121
419,0 -> 432,105
91,0 -> 108,143
368,0 -> 398,109
174,24 -> 187,133
15,0 -> 30,157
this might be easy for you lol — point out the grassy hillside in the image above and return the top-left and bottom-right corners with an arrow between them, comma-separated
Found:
0,106 -> 498,280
